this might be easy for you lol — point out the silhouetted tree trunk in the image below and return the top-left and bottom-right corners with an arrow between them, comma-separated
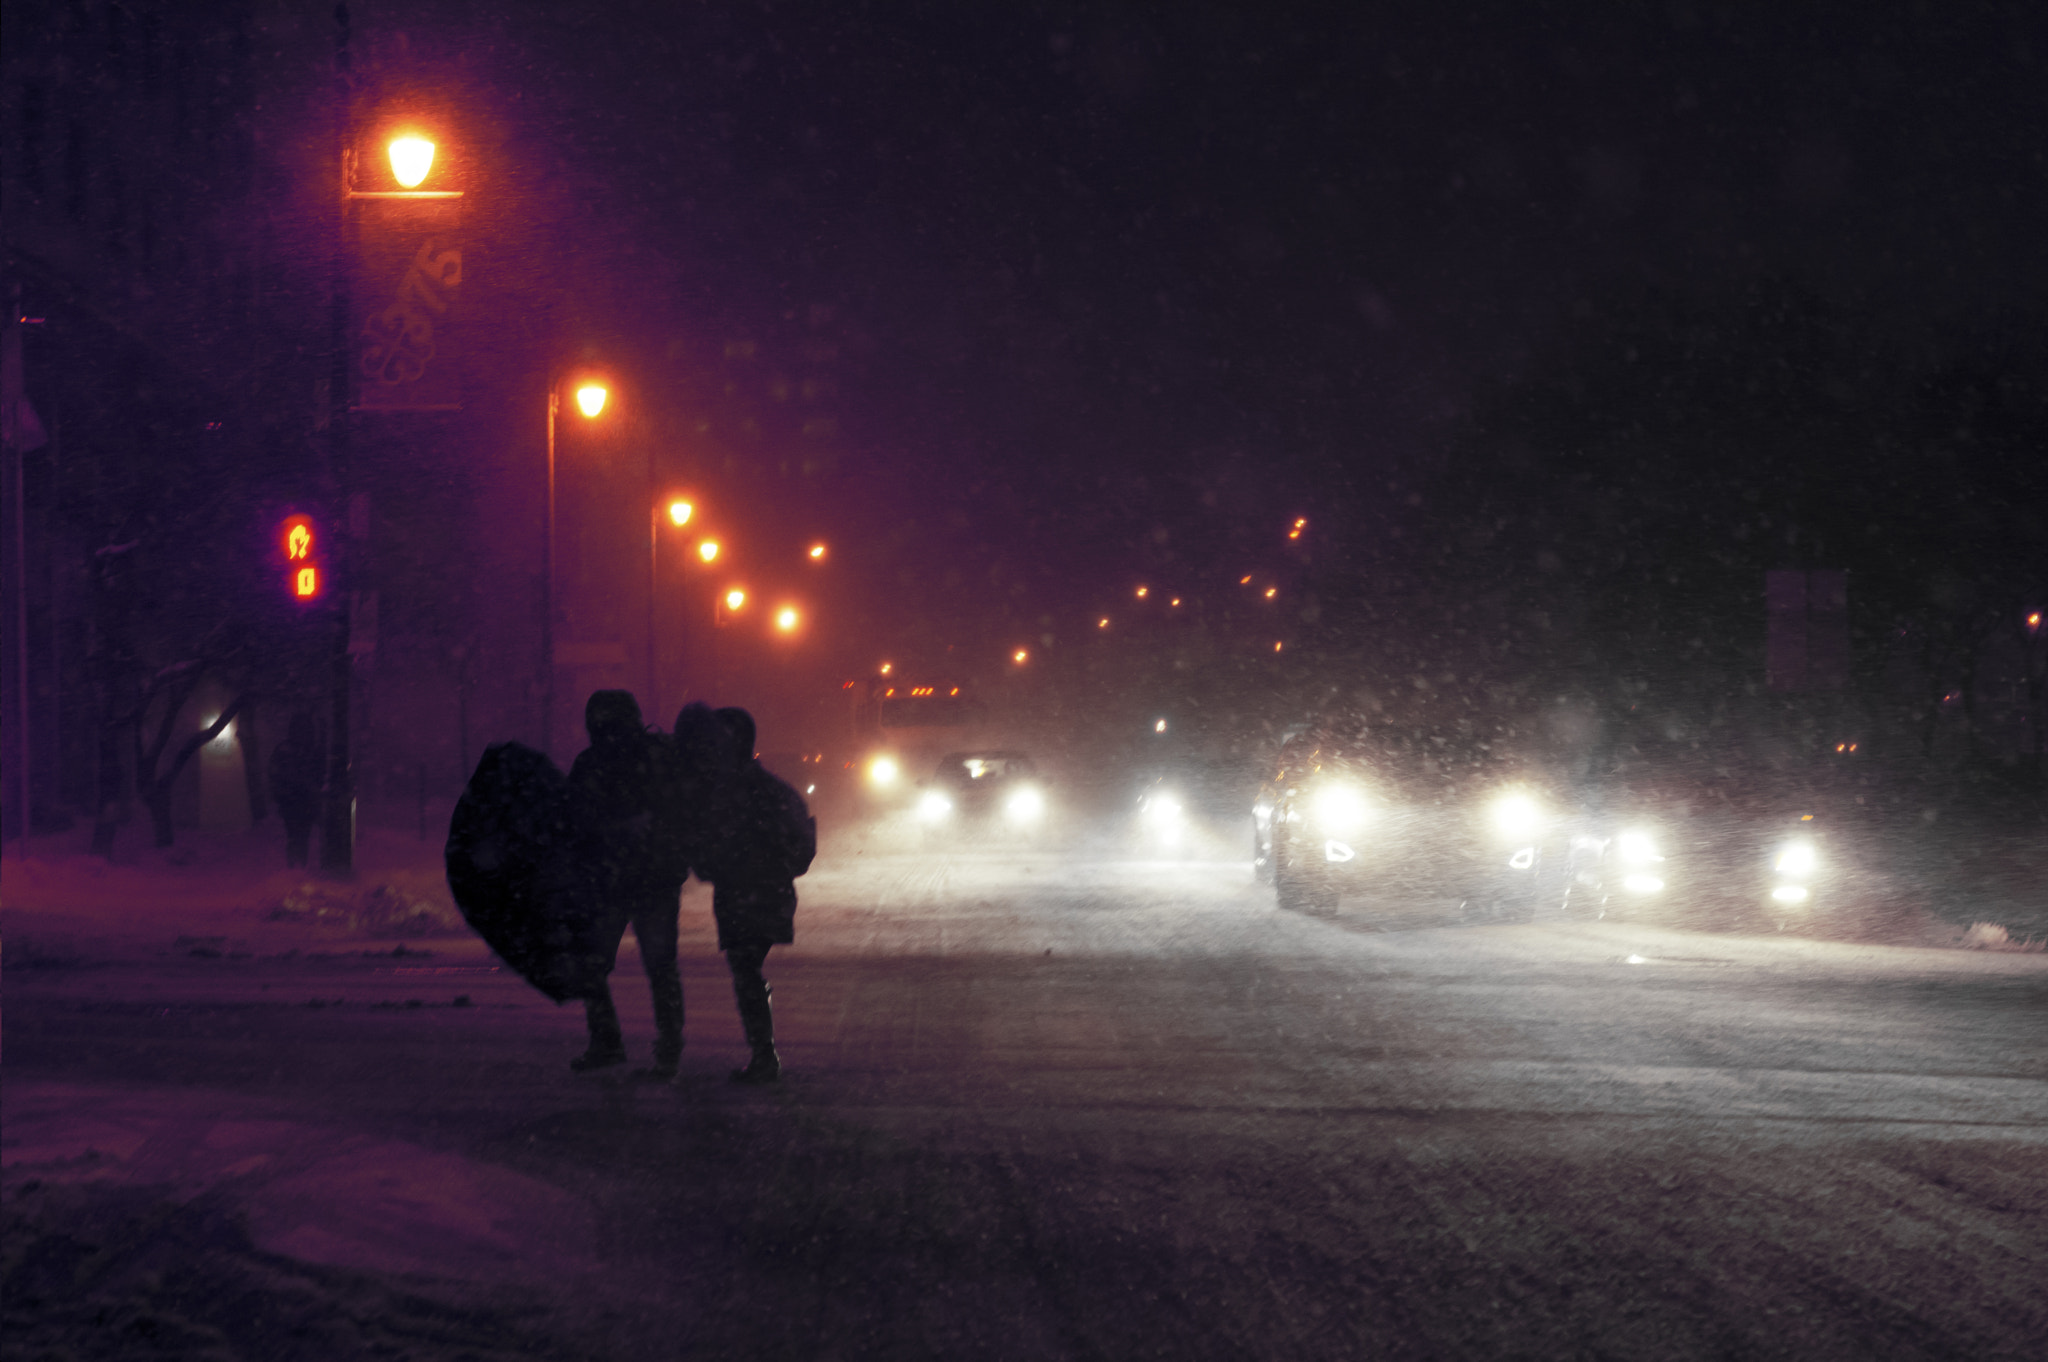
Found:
130,663 -> 244,849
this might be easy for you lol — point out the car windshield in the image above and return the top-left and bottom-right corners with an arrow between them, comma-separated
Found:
937,753 -> 1034,786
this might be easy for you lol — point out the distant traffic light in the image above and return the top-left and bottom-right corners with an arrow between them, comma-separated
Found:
279,513 -> 323,601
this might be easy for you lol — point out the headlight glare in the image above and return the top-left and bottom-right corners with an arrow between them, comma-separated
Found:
1005,787 -> 1046,822
1618,830 -> 1663,865
1775,842 -> 1817,878
1143,792 -> 1183,827
1310,783 -> 1370,836
868,756 -> 900,788
1492,793 -> 1541,839
916,791 -> 953,823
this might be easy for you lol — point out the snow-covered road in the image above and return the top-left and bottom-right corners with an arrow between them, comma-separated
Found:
6,840 -> 2045,1358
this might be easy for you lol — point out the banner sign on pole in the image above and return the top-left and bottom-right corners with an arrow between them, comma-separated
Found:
351,198 -> 463,411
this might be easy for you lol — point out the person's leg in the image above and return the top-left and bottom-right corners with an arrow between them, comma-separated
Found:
573,906 -> 632,1072
633,892 -> 684,1074
574,984 -> 627,1071
725,942 -> 779,1082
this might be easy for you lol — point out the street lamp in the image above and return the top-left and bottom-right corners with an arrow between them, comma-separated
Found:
542,375 -> 610,760
648,498 -> 695,721
388,136 -> 435,188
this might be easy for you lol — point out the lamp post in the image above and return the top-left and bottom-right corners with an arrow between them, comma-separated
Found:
649,497 -> 692,721
542,379 -> 607,760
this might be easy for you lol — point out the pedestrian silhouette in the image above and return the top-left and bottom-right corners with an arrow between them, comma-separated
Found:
567,690 -> 686,1076
692,706 -> 815,1083
268,711 -> 323,868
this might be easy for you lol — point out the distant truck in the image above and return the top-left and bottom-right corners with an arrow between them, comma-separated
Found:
850,682 -> 1002,810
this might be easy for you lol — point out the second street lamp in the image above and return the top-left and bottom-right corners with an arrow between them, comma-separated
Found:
542,376 -> 609,760
649,497 -> 693,720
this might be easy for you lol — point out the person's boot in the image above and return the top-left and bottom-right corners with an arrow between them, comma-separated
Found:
730,1047 -> 780,1083
573,993 -> 628,1073
729,977 -> 779,1083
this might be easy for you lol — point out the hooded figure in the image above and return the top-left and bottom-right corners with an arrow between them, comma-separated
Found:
691,705 -> 815,1083
566,690 -> 686,1075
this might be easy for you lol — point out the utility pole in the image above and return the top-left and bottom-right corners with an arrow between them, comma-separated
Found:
320,2 -> 357,876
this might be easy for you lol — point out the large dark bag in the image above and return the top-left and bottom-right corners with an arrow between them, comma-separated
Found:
444,741 -> 611,1003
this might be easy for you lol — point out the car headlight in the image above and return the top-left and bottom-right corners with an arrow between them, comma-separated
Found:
867,756 -> 900,788
1005,787 -> 1046,822
916,790 -> 953,823
1775,841 -> 1817,879
1617,830 -> 1664,866
1142,792 -> 1183,828
1310,783 -> 1371,837
1491,792 -> 1542,840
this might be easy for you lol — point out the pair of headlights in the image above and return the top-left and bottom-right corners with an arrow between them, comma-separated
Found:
917,787 -> 1046,824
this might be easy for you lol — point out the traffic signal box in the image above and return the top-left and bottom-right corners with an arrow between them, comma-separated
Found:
280,514 -> 322,601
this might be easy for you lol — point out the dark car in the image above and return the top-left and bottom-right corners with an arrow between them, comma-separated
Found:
915,750 -> 1050,840
1252,723 -> 1588,918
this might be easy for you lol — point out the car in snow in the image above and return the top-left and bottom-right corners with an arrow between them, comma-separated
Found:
1251,722 -> 1668,919
913,750 -> 1050,841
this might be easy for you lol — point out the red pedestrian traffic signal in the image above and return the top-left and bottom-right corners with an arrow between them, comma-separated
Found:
279,514 -> 323,601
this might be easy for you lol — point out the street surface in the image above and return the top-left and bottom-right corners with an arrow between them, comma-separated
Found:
6,837 -> 2046,1359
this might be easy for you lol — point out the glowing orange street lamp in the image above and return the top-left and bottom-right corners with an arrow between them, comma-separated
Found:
648,498 -> 700,718
880,661 -> 893,676
697,540 -> 720,563
543,374 -> 611,757
725,588 -> 747,612
1136,586 -> 1149,598
1013,649 -> 1029,665
388,136 -> 435,188
775,606 -> 801,633
808,543 -> 827,561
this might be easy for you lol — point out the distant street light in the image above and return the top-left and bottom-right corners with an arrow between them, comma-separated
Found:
725,588 -> 747,612
775,606 -> 800,632
698,540 -> 720,563
575,384 -> 608,418
649,497 -> 698,719
808,543 -> 827,561
1013,649 -> 1029,664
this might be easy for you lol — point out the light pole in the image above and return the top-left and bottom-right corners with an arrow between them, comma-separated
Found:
542,379 -> 607,760
649,497 -> 692,722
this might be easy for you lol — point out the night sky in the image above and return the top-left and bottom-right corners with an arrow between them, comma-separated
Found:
351,0 -> 2044,692
515,8 -> 2038,526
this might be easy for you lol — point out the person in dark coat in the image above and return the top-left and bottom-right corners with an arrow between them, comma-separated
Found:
692,706 -> 816,1083
567,690 -> 686,1076
268,711 -> 323,868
